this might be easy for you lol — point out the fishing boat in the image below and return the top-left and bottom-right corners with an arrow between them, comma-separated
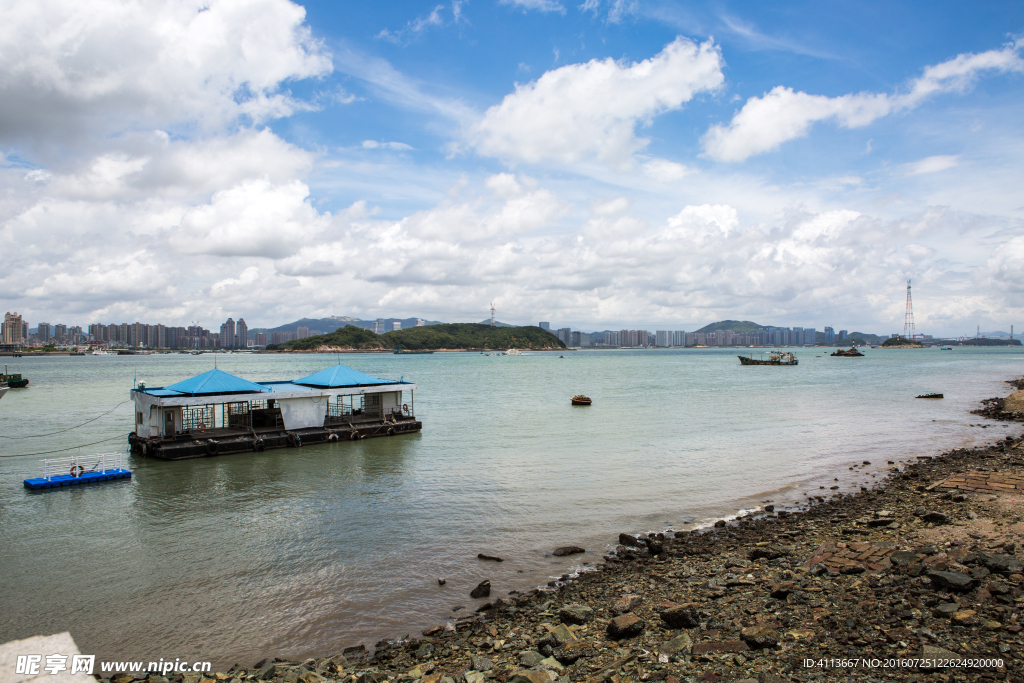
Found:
505,348 -> 523,355
1,366 -> 28,388
571,394 -> 592,405
738,351 -> 798,366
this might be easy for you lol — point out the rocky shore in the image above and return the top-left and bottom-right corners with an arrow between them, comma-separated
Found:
108,383 -> 1024,683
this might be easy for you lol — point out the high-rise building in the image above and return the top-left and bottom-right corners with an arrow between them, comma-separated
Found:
296,325 -> 309,340
824,326 -> 835,345
685,332 -> 695,346
220,318 -> 236,348
672,330 -> 685,346
37,322 -> 51,342
255,332 -> 268,346
2,312 -> 24,344
655,330 -> 671,347
804,328 -> 816,345
557,327 -> 572,346
236,318 -> 248,347
838,329 -> 848,341
538,322 -> 550,330
415,319 -> 426,327
374,318 -> 385,334
392,322 -> 401,331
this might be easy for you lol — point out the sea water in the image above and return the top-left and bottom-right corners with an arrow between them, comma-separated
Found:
0,347 -> 1020,666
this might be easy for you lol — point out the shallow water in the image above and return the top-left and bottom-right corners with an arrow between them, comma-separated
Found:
0,347 -> 1020,666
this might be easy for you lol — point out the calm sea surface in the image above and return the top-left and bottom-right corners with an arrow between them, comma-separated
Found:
0,348 -> 1021,666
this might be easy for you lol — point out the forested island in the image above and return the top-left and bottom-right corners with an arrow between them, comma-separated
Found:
266,324 -> 566,352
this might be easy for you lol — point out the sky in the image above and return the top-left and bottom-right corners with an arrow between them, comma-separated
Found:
0,0 -> 1022,336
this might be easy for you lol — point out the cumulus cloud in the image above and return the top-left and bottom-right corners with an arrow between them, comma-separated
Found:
903,155 -> 959,176
471,37 -> 725,168
0,0 -> 332,145
703,42 -> 1023,162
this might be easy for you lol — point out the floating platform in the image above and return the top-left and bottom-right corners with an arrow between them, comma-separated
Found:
25,469 -> 132,489
23,453 -> 131,490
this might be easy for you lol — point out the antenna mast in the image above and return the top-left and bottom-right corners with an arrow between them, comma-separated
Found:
903,280 -> 915,339
490,302 -> 496,327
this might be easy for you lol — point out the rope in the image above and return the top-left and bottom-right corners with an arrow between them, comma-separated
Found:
0,400 -> 130,439
0,434 -> 128,458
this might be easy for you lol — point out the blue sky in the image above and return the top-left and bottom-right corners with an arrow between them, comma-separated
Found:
1,0 -> 1022,336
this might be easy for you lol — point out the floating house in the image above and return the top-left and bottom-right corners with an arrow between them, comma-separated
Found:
129,365 -> 419,459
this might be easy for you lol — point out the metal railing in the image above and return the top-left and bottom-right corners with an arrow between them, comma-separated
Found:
41,452 -> 127,481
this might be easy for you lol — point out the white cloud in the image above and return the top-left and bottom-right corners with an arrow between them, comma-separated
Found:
703,42 -> 1023,162
903,155 -> 959,176
577,0 -> 636,23
377,4 -> 448,43
362,140 -> 415,151
642,158 -> 695,182
471,37 -> 725,168
501,0 -> 566,13
0,0 -> 332,144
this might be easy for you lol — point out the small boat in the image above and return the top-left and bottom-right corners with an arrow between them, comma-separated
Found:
1,366 -> 28,388
738,351 -> 798,366
505,349 -> 523,355
91,348 -> 112,356
940,347 -> 952,351
571,394 -> 592,405
916,393 -> 944,399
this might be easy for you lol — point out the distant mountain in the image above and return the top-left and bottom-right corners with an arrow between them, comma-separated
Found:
271,323 -> 565,351
477,319 -> 516,328
249,316 -> 444,336
694,320 -> 762,334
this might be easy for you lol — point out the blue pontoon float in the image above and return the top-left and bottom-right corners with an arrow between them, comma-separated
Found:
24,452 -> 131,489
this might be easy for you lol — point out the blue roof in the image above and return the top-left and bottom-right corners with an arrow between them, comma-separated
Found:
294,364 -> 397,388
160,368 -> 269,396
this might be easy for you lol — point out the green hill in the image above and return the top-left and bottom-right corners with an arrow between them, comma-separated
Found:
694,320 -> 762,334
960,338 -> 1022,346
881,337 -> 923,347
269,324 -> 565,351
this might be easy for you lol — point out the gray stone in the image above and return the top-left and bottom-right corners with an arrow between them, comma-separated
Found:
471,656 -> 493,672
889,551 -> 920,567
747,546 -> 788,561
976,551 -> 1024,574
618,533 -> 643,547
933,602 -> 960,618
550,642 -> 596,665
505,672 -> 555,683
658,633 -> 692,654
927,570 -> 975,591
557,604 -> 593,625
470,580 -> 491,599
519,652 -> 545,668
552,546 -> 585,556
740,625 -> 779,649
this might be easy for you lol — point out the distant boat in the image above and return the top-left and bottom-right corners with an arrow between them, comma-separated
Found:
916,393 -> 944,399
91,349 -> 112,356
738,351 -> 798,366
1,366 -> 28,388
940,347 -> 953,351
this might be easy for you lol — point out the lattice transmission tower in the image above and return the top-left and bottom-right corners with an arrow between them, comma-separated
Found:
490,302 -> 496,327
903,280 -> 915,339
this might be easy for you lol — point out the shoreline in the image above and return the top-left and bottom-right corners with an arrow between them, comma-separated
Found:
99,379 -> 1024,682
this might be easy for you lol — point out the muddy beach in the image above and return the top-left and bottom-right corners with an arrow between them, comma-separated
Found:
106,381 -> 1024,683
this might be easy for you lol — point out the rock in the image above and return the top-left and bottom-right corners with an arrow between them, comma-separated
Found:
927,570 -> 975,591
477,554 -> 503,562
470,580 -> 491,598
464,672 -> 486,683
471,656 -> 493,672
976,551 -> 1024,574
550,642 -> 597,664
867,518 -> 895,527
984,620 -> 1002,631
618,533 -> 643,547
691,641 -> 750,656
548,624 -> 577,644
437,578 -> 446,585
552,546 -> 585,556
919,645 -> 961,670
658,633 -> 692,654
740,625 -> 779,649
505,672 -> 555,683
932,602 -> 960,618
537,657 -> 562,672
297,673 -> 321,683
557,604 -> 593,624
748,546 -> 787,561
519,651 -> 545,668
613,594 -> 643,613
660,604 -> 701,629
951,609 -> 976,625
764,505 -> 775,512
714,520 -> 726,528
921,511 -> 948,524
607,613 -> 645,639
724,557 -> 751,569
889,550 -> 920,567
111,675 -> 135,683
769,581 -> 795,599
